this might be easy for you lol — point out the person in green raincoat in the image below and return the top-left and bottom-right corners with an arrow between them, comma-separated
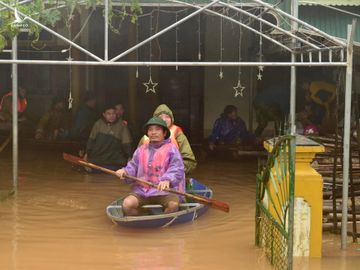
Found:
138,104 -> 197,174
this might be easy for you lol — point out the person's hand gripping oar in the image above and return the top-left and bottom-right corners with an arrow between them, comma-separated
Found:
63,153 -> 230,213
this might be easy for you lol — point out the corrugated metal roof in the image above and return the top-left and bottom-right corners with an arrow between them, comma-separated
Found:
300,0 -> 360,6
300,6 -> 360,42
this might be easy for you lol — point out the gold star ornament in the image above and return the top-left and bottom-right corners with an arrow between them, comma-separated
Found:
233,80 -> 245,97
143,76 -> 158,94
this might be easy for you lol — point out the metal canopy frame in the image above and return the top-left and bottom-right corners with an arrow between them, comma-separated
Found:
0,0 -> 356,250
0,0 -> 349,64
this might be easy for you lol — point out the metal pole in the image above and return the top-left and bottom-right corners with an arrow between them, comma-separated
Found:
11,36 -> 18,191
290,0 -> 298,135
0,60 -> 348,67
287,1 -> 298,268
341,19 -> 356,250
104,0 -> 109,61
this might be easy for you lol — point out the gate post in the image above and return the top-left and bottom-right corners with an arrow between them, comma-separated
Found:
264,135 -> 324,257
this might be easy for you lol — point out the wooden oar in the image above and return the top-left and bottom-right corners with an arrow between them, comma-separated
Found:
0,135 -> 11,153
63,153 -> 230,213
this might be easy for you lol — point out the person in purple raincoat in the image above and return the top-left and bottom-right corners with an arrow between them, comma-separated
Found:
116,117 -> 185,216
208,105 -> 255,150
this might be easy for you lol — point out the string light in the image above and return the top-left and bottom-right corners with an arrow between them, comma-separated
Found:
257,10 -> 264,81
136,20 -> 139,79
198,14 -> 201,60
143,11 -> 158,94
175,13 -> 179,71
233,13 -> 245,98
219,13 -> 224,79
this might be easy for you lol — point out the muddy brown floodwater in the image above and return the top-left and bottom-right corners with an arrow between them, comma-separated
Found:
0,147 -> 359,270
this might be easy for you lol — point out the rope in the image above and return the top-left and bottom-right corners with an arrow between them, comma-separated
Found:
161,216 -> 178,228
192,209 -> 198,221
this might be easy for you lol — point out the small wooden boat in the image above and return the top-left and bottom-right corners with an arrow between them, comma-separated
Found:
106,178 -> 212,228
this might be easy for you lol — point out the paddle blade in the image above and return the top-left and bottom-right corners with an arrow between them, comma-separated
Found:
208,199 -> 230,213
63,153 -> 83,165
186,193 -> 230,213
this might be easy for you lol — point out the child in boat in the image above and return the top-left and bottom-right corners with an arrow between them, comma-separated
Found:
138,104 -> 197,175
84,104 -> 132,171
116,117 -> 185,216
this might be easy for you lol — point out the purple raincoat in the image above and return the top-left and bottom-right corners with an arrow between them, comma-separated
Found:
123,138 -> 185,197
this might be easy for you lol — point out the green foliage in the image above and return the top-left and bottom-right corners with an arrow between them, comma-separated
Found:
0,0 -> 142,51
0,34 -> 6,51
108,0 -> 142,34
41,9 -> 61,27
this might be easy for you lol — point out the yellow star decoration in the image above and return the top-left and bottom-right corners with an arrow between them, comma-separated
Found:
257,71 -> 263,81
233,80 -> 245,97
143,76 -> 158,94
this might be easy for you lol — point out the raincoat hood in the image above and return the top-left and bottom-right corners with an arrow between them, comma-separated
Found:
153,104 -> 174,123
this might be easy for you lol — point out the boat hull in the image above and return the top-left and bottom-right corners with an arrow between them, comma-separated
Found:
106,179 -> 212,228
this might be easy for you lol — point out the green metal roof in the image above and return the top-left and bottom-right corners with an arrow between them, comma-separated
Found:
299,0 -> 360,6
299,5 -> 360,42
116,0 -> 360,43
118,0 -> 360,7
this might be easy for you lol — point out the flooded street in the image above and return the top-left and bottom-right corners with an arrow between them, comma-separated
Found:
0,147 -> 359,270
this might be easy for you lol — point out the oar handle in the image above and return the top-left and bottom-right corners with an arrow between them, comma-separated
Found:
78,160 -> 159,188
64,153 -> 229,212
124,174 -> 217,205
79,160 -> 195,196
78,159 -> 213,204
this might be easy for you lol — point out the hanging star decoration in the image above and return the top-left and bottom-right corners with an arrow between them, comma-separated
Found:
68,91 -> 73,109
219,70 -> 224,79
233,80 -> 245,97
257,65 -> 264,80
257,64 -> 264,80
143,75 -> 158,94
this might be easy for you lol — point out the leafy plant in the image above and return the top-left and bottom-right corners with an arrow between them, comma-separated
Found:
0,0 -> 142,51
